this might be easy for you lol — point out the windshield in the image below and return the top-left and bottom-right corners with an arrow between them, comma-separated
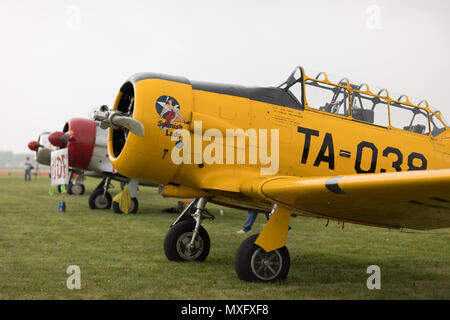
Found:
429,108 -> 449,127
278,67 -> 302,88
278,66 -> 303,106
280,66 -> 447,136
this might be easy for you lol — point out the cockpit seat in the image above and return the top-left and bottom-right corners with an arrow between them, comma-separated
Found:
319,103 -> 332,113
403,124 -> 426,134
352,109 -> 374,124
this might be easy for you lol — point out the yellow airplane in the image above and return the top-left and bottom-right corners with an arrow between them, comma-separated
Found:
92,66 -> 450,282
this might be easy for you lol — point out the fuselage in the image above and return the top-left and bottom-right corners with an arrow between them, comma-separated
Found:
107,70 -> 450,212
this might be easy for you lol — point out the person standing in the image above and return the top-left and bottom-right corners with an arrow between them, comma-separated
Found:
24,157 -> 32,182
236,211 -> 270,234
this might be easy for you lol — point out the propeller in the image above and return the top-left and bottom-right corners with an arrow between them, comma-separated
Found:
28,141 -> 42,151
90,105 -> 145,137
48,131 -> 71,148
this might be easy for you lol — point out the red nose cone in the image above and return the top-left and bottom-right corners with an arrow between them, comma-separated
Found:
48,131 -> 67,148
28,141 -> 41,151
64,118 -> 97,170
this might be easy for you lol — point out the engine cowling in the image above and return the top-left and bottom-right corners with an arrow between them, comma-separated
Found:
61,118 -> 96,170
107,75 -> 193,184
48,118 -> 113,172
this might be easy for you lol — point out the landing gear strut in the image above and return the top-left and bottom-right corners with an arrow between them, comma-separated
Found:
88,176 -> 112,209
164,198 -> 213,261
163,199 -> 291,282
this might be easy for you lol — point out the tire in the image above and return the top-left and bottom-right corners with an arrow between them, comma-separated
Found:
112,197 -> 138,214
88,189 -> 112,209
164,220 -> 210,262
235,233 -> 290,282
68,183 -> 85,195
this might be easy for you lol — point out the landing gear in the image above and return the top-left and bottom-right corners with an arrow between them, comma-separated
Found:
164,220 -> 210,261
164,198 -> 213,261
89,177 -> 112,209
113,197 -> 138,214
162,199 -> 291,282
111,179 -> 140,214
89,188 -> 112,209
56,171 -> 85,195
235,234 -> 290,282
68,182 -> 85,195
68,171 -> 85,195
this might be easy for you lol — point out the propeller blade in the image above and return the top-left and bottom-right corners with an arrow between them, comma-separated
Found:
60,132 -> 71,144
111,115 -> 145,137
91,105 -> 145,136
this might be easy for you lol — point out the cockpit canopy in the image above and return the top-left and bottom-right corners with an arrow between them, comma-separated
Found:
279,66 -> 447,137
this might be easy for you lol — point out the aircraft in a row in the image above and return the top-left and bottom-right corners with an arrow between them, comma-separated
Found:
88,66 -> 450,282
28,117 -> 157,213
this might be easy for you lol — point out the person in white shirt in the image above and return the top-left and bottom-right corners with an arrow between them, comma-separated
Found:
24,157 -> 32,181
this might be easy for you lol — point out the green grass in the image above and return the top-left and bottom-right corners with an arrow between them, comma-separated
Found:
0,176 -> 448,299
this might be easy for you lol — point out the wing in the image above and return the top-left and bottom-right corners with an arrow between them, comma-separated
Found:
240,169 -> 450,230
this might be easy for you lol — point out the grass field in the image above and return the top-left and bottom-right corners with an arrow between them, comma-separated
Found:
0,176 -> 448,299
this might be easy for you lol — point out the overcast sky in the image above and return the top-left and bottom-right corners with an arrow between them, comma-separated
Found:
1,0 -> 449,153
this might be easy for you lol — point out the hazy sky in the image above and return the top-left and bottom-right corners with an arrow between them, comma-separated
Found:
1,0 -> 449,153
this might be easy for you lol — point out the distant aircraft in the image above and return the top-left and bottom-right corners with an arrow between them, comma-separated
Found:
29,130 -> 89,195
34,118 -> 157,213
91,67 -> 450,281
28,132 -> 56,169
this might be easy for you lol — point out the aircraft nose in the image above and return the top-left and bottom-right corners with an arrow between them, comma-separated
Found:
90,103 -> 145,160
48,131 -> 70,148
28,141 -> 41,151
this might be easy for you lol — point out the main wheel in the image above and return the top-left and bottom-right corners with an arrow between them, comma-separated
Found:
68,182 -> 85,195
112,197 -> 138,214
164,220 -> 210,262
235,234 -> 290,282
88,188 -> 112,209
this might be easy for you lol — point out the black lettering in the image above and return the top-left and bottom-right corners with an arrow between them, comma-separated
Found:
313,132 -> 335,170
297,126 -> 319,164
355,141 -> 378,173
382,147 -> 403,172
407,152 -> 427,171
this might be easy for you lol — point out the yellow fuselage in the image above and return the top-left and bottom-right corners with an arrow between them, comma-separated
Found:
108,74 -> 450,213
